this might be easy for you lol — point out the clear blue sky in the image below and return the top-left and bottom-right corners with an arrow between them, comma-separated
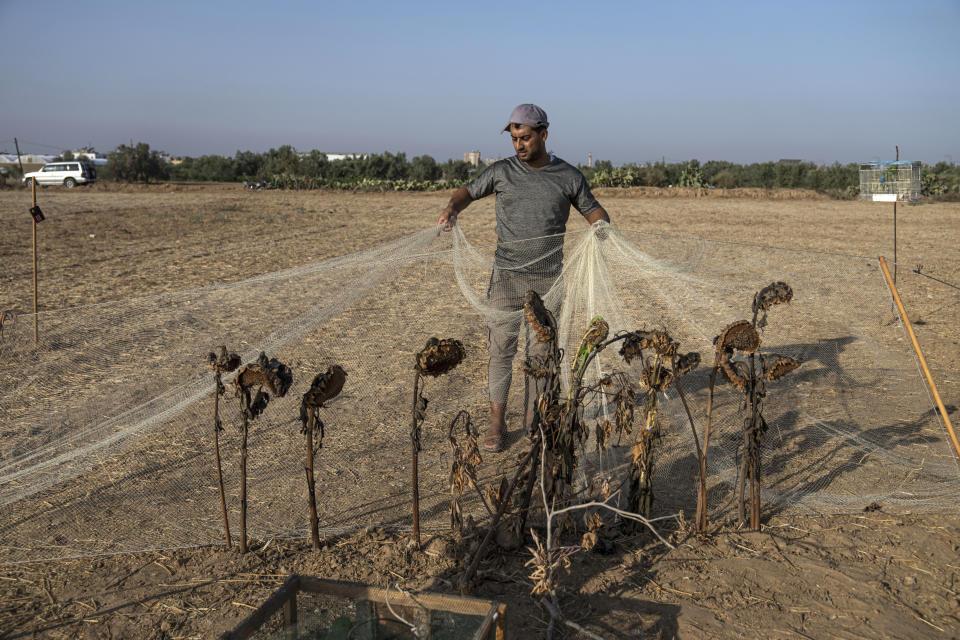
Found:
2,0 -> 958,164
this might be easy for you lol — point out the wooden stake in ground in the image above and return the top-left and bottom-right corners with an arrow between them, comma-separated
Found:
879,257 -> 960,460
893,145 -> 899,285
234,352 -> 293,553
299,365 -> 347,549
30,178 -> 40,344
411,337 -> 465,547
208,346 -> 241,549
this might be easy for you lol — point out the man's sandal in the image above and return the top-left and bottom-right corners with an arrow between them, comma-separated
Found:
481,428 -> 506,453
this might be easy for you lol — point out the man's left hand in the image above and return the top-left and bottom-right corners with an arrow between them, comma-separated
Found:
592,220 -> 610,241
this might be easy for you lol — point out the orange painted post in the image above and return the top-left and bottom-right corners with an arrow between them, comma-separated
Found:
879,257 -> 960,460
495,603 -> 507,640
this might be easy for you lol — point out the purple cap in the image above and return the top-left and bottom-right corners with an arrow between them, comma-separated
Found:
502,103 -> 549,132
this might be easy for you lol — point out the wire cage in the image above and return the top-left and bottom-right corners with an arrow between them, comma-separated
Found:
859,161 -> 921,201
223,576 -> 507,640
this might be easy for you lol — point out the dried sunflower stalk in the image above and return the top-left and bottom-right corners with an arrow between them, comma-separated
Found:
233,352 -> 291,554
207,345 -> 240,549
448,411 -> 483,531
300,365 -> 346,549
412,337 -> 464,547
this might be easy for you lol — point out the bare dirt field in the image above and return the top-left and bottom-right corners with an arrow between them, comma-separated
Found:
1,184 -> 958,639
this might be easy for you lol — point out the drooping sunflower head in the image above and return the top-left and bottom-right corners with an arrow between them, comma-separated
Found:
753,281 -> 793,314
619,329 -> 677,362
583,316 -> 609,346
716,320 -> 760,354
650,331 -> 678,357
302,364 -> 348,409
208,345 -> 241,374
619,333 -> 644,364
523,290 -> 555,343
415,337 -> 466,377
236,352 -> 293,397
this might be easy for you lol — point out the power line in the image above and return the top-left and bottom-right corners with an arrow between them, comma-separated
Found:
0,139 -> 70,152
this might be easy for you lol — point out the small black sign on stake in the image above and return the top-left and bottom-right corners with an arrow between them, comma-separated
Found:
30,206 -> 45,223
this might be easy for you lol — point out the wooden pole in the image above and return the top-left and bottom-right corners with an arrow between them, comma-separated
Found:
32,177 -> 38,344
305,406 -> 321,549
14,138 -> 24,176
879,257 -> 960,460
893,145 -> 899,285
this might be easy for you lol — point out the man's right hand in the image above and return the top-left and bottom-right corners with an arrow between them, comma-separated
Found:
437,186 -> 473,233
438,208 -> 458,232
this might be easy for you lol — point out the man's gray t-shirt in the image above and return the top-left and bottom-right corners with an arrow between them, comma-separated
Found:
466,155 -> 600,274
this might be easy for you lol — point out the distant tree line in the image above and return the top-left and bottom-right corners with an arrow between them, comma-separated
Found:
95,141 -> 960,199
580,159 -> 864,197
580,159 -> 960,199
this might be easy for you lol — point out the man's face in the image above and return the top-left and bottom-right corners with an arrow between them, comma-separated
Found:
509,123 -> 548,165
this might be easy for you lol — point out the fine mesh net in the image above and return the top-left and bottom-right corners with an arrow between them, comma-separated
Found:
0,224 -> 957,565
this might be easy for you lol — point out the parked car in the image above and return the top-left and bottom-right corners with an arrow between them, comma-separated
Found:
22,161 -> 97,188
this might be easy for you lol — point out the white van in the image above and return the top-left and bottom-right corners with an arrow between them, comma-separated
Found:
23,161 -> 97,188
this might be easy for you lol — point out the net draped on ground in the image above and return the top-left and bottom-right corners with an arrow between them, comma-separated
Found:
0,224 -> 957,564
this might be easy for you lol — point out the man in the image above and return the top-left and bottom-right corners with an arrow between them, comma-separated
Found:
438,103 -> 611,452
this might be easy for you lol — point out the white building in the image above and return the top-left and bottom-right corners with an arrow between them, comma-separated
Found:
323,152 -> 367,161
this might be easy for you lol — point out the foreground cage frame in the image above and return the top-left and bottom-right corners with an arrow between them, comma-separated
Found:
223,575 -> 507,640
858,161 -> 921,201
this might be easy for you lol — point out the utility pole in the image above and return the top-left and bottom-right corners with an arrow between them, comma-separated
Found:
14,138 -> 24,176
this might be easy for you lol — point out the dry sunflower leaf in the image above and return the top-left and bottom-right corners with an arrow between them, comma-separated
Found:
673,351 -> 701,376
764,355 -> 801,381
720,358 -> 749,392
581,531 -> 597,552
641,364 -> 674,391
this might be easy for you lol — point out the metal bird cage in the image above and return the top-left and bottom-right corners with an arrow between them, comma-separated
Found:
858,161 -> 921,201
